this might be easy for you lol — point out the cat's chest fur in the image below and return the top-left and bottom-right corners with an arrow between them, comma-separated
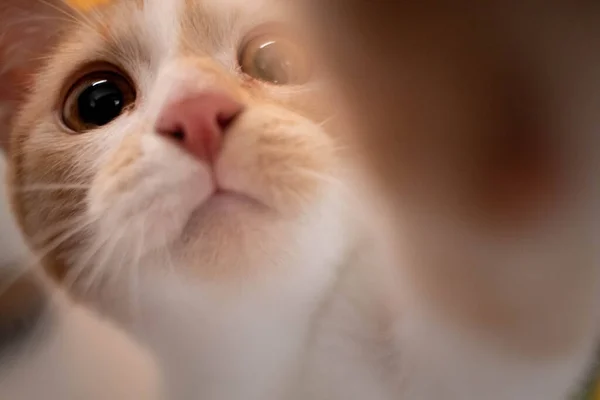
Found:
133,274 -> 314,400
81,202 -> 354,400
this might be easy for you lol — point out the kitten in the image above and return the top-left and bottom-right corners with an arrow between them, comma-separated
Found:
1,0 -> 356,399
0,155 -> 162,399
3,1 -> 600,400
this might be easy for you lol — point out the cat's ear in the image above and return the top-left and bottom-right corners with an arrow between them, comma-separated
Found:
0,0 -> 67,152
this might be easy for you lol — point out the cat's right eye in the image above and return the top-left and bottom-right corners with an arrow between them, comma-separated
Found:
62,69 -> 136,133
239,29 -> 311,85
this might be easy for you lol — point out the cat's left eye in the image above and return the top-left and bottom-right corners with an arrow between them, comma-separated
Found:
239,32 -> 311,85
62,69 -> 136,133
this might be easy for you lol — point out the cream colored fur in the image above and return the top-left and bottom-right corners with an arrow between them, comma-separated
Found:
0,154 -> 162,399
1,1 -> 599,400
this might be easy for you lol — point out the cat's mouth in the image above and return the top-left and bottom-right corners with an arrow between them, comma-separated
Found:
205,189 -> 266,211
180,187 -> 269,234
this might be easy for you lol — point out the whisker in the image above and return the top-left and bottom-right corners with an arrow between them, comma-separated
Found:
161,225 -> 177,277
63,225 -> 112,292
29,220 -> 94,264
92,225 -> 129,289
29,213 -> 89,247
0,265 -> 38,300
36,0 -> 122,49
159,206 -> 183,280
107,223 -> 133,287
163,242 -> 177,277
78,224 -> 126,295
0,215 -> 96,297
129,218 -> 146,320
15,184 -> 91,192
274,84 -> 321,96
66,2 -> 129,59
317,114 -> 339,127
36,0 -> 85,28
283,168 -> 346,189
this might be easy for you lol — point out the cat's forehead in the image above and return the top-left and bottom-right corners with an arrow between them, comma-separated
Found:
58,0 -> 294,76
113,0 -> 290,23
106,0 -> 291,45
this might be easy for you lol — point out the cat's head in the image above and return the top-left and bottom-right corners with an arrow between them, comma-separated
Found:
0,0 -> 349,292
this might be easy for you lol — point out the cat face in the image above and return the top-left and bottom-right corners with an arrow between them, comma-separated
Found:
3,0 -> 348,290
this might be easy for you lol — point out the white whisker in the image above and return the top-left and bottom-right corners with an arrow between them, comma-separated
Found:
36,0 -> 90,30
30,213 -> 90,247
278,81 -> 323,94
0,215 -> 96,297
160,216 -> 177,277
108,223 -> 133,287
318,114 -> 339,127
129,218 -> 146,320
287,168 -> 346,188
16,184 -> 91,192
30,218 -> 94,259
80,224 -> 126,295
64,225 -> 112,292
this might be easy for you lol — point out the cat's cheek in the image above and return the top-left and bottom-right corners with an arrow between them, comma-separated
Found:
87,133 -> 212,251
215,105 -> 337,217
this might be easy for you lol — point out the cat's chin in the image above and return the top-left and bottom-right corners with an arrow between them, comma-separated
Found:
179,190 -> 271,239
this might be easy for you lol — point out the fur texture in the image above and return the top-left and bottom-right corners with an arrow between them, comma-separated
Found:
0,154 -> 162,400
3,0 -> 354,398
1,1 -> 600,400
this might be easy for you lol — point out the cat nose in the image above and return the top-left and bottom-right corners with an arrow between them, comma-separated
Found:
155,91 -> 243,162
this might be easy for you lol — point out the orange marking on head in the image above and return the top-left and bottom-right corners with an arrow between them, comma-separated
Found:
65,0 -> 113,11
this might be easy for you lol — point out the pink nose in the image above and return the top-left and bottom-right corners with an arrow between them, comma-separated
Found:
155,91 -> 243,162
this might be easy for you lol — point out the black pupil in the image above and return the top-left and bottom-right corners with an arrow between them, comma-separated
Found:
77,80 -> 124,126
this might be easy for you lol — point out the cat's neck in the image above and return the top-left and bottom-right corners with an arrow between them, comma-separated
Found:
80,190 -> 362,400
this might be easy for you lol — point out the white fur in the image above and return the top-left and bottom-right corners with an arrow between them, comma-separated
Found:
0,154 -> 29,266
65,4 -> 600,400
75,9 -> 356,398
0,155 -> 163,400
5,2 -> 600,400
87,139 -> 350,400
143,0 -> 182,58
127,187 -> 350,399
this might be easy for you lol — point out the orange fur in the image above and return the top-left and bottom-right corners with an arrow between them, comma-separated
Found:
5,1 -> 600,399
7,0 -> 341,286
